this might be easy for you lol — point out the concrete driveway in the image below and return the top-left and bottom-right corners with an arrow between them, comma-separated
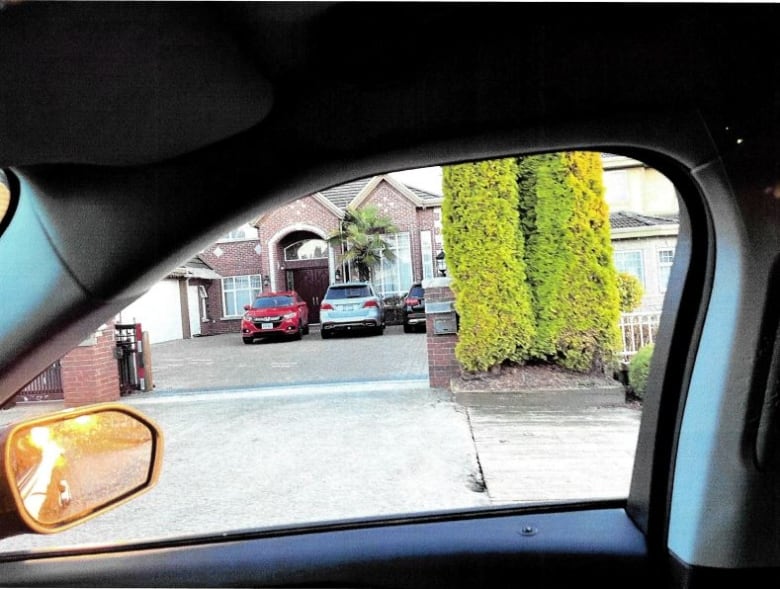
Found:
148,325 -> 427,392
0,326 -> 641,554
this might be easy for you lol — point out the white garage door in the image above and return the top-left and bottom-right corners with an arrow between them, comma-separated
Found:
117,279 -> 183,344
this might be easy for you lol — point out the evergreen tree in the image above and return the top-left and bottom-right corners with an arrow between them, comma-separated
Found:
442,158 -> 536,372
519,151 -> 621,372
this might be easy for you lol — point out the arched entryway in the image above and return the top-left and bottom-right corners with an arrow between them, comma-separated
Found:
276,231 -> 331,324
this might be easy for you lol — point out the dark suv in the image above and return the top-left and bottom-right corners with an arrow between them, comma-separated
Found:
402,283 -> 426,333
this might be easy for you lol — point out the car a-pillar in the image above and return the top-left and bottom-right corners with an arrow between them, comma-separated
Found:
423,277 -> 460,389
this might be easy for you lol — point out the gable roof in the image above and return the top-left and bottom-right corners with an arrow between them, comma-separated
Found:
319,175 -> 442,211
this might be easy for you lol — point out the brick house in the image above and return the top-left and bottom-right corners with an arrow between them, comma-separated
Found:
196,174 -> 444,336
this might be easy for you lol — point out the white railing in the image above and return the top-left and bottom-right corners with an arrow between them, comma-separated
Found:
619,311 -> 662,364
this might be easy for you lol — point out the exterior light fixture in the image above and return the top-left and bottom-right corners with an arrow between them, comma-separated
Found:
436,250 -> 447,276
335,269 -> 342,282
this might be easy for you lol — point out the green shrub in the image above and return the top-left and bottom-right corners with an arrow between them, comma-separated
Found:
617,272 -> 644,312
628,344 -> 655,400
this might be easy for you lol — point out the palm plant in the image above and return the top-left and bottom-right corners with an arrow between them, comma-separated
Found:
328,206 -> 399,282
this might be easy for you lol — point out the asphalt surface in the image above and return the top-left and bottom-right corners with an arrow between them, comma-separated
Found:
0,326 -> 641,553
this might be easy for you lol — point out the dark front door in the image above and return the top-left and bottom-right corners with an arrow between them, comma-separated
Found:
292,267 -> 330,324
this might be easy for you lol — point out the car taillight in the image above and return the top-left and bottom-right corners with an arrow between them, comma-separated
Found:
321,302 -> 334,310
405,298 -> 419,307
363,300 -> 378,308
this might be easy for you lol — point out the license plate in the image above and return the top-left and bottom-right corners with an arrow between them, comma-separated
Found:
261,323 -> 273,330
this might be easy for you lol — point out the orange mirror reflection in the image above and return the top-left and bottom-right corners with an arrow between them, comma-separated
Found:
9,410 -> 154,527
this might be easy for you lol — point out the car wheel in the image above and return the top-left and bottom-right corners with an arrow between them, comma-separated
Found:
321,330 -> 332,339
303,322 -> 310,335
403,323 -> 412,333
242,337 -> 253,345
294,325 -> 303,341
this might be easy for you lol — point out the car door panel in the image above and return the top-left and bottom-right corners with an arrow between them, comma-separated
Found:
0,507 -> 650,588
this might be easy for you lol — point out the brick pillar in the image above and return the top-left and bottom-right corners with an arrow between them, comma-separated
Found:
424,278 -> 460,389
61,321 -> 121,407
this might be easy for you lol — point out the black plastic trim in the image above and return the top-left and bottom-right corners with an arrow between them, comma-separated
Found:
0,507 -> 652,588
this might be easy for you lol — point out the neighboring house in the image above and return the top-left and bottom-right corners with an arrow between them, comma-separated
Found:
602,153 -> 680,313
121,155 -> 679,341
610,211 -> 679,312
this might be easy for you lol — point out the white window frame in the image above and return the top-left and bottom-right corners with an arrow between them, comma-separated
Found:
372,232 -> 413,298
221,274 -> 262,318
657,247 -> 675,293
614,249 -> 646,288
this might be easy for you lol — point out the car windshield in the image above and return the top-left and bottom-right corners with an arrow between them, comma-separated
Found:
253,296 -> 294,309
325,286 -> 371,299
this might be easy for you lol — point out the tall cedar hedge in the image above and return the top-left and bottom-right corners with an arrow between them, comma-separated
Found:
442,159 -> 536,372
519,152 -> 621,372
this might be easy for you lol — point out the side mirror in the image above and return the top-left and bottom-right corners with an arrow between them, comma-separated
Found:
244,304 -> 251,311
0,403 -> 163,538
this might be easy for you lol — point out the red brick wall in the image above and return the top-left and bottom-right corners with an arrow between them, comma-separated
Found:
424,282 -> 460,389
361,181 -> 440,282
198,229 -> 264,335
258,194 -> 341,290
61,322 -> 121,407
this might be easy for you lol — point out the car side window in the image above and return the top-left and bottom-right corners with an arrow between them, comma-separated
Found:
1,151 -> 684,552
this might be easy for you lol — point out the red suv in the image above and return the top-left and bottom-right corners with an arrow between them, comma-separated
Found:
241,291 -> 309,344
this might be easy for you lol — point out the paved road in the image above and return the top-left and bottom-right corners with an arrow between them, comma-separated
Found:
148,325 -> 428,392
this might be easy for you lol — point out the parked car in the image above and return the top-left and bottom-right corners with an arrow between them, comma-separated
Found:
402,282 -> 426,333
319,282 -> 385,338
240,291 -> 309,343
1,2 -> 780,588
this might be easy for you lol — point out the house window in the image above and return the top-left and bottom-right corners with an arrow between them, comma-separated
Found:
373,232 -> 413,297
284,239 -> 328,261
603,169 -> 631,209
420,230 -> 434,280
219,223 -> 258,242
614,250 -> 645,287
658,248 -> 675,292
222,274 -> 262,317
